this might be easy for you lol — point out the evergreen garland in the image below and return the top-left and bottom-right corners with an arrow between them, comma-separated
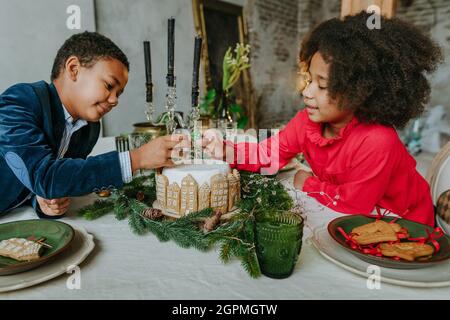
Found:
78,199 -> 115,220
78,171 -> 293,278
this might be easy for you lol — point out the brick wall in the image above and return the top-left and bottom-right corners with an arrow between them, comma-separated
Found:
245,0 -> 340,128
245,0 -> 300,128
397,0 -> 450,143
245,0 -> 450,136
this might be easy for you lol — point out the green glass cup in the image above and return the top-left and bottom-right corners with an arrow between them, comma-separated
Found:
255,213 -> 304,279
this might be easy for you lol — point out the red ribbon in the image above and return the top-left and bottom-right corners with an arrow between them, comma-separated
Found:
337,227 -> 360,250
407,227 -> 444,252
337,227 -> 383,256
373,208 -> 410,242
375,207 -> 403,224
396,228 -> 409,239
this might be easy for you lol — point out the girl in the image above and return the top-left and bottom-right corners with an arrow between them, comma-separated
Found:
204,11 -> 442,226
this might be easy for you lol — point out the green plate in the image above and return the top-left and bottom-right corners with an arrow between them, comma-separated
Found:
0,219 -> 74,276
328,215 -> 450,269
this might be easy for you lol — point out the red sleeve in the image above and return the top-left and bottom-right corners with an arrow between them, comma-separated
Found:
302,130 -> 400,214
227,111 -> 305,175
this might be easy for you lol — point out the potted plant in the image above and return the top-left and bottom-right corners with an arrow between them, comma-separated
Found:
199,43 -> 250,130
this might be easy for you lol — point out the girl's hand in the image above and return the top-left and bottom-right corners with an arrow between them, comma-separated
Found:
293,169 -> 313,190
202,129 -> 225,160
36,196 -> 71,216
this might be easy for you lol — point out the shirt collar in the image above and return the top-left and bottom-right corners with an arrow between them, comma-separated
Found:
305,114 -> 359,147
61,104 -> 88,130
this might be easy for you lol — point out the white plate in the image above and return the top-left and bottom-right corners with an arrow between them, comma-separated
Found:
432,153 -> 450,236
310,224 -> 450,288
432,155 -> 450,204
0,224 -> 94,292
437,215 -> 450,236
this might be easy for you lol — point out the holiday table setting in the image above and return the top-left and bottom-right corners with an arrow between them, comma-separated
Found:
0,136 -> 449,299
1,17 -> 450,300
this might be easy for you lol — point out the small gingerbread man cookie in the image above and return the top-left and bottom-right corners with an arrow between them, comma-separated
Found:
351,220 -> 407,245
380,242 -> 434,261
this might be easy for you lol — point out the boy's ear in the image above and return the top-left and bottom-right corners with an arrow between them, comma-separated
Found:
65,56 -> 81,81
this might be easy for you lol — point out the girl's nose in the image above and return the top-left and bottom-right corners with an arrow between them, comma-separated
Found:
302,82 -> 313,100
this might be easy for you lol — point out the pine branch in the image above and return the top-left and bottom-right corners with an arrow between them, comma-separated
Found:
114,194 -> 129,220
218,239 -> 233,263
206,220 -> 245,244
239,248 -> 261,278
77,200 -> 114,220
160,222 -> 210,251
142,218 -> 170,242
127,199 -> 148,235
149,209 -> 213,250
176,208 -> 214,224
238,172 -> 293,219
123,173 -> 155,189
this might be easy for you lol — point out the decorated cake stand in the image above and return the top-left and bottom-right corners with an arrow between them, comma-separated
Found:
154,159 -> 241,219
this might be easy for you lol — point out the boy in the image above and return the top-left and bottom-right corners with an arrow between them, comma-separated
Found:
0,31 -> 182,218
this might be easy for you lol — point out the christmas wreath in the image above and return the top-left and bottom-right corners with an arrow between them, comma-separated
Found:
78,172 -> 293,278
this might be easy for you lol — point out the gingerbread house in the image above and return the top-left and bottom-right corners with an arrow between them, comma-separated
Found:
155,161 -> 240,216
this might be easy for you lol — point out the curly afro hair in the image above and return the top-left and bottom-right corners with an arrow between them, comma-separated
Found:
299,11 -> 442,129
51,31 -> 129,81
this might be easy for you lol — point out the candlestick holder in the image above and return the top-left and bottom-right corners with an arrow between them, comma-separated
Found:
138,19 -> 203,163
143,87 -> 198,135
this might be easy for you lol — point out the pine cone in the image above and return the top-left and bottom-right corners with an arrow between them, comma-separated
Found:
136,191 -> 145,202
142,208 -> 163,220
203,210 -> 222,233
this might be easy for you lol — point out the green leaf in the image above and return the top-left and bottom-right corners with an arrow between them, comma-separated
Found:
238,116 -> 248,129
200,89 -> 217,116
229,103 -> 243,114
222,48 -> 232,90
205,88 -> 216,101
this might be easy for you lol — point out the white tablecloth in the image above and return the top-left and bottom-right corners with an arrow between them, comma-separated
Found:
0,138 -> 448,300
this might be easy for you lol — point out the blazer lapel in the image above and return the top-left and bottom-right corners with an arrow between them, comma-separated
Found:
48,83 -> 65,151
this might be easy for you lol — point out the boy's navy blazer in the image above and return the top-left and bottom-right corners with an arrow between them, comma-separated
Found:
0,81 -> 124,215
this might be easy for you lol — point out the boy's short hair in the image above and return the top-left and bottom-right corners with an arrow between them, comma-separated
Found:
300,11 -> 442,129
51,31 -> 129,81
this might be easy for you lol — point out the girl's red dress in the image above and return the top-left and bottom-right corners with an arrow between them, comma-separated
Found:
228,110 -> 434,226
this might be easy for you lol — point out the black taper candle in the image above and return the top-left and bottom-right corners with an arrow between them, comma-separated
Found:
166,17 -> 175,87
143,41 -> 152,83
143,41 -> 153,103
191,36 -> 202,108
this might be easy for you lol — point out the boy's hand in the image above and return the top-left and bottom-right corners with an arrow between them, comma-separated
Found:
36,196 -> 71,216
293,169 -> 313,190
130,134 -> 188,170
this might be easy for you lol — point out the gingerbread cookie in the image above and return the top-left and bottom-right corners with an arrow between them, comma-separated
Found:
351,220 -> 407,245
380,242 -> 434,261
0,238 -> 43,261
